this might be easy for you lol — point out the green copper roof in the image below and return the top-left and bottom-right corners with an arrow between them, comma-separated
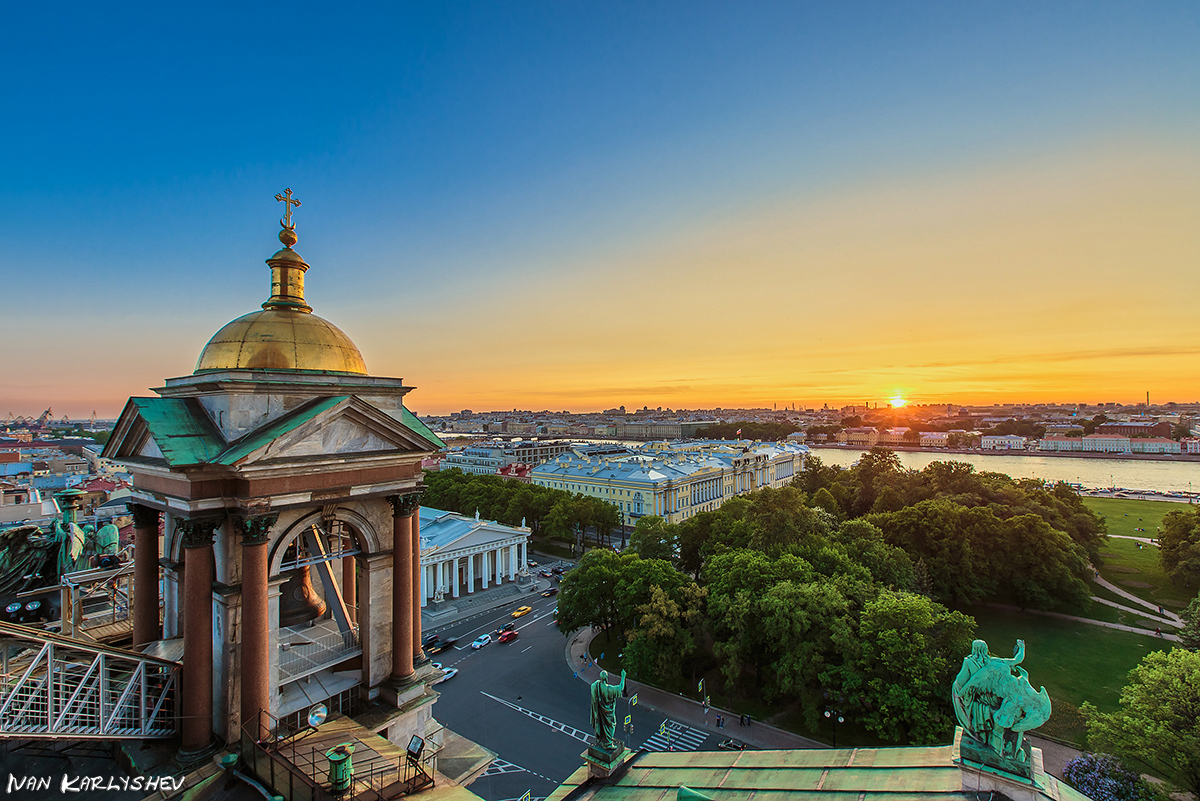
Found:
401,407 -> 445,449
545,746 -> 1095,801
128,397 -> 225,466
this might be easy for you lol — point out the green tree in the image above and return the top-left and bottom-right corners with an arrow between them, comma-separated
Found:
556,548 -> 629,633
1159,507 -> 1200,589
825,590 -> 975,744
1083,648 -> 1200,794
624,582 -> 706,686
1180,596 -> 1200,652
629,515 -> 675,561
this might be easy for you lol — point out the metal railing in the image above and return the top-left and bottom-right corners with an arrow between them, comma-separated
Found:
0,621 -> 179,739
279,624 -> 362,683
241,710 -> 434,800
59,560 -> 144,639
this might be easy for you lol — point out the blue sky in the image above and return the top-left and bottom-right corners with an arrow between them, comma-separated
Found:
2,2 -> 1197,415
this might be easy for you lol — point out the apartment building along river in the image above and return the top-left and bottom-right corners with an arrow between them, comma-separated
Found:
530,440 -> 809,526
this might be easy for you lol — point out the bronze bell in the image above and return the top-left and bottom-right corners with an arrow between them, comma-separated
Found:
278,566 -> 327,627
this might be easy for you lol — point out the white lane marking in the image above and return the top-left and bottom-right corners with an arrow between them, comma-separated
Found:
520,646 -> 532,653
639,720 -> 709,752
481,691 -> 592,744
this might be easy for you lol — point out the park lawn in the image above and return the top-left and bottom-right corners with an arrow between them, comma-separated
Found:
1098,535 -> 1194,610
962,604 -> 1171,746
1083,496 -> 1197,609
1082,496 -> 1182,539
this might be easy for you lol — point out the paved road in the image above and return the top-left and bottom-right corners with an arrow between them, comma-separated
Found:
426,587 -> 721,801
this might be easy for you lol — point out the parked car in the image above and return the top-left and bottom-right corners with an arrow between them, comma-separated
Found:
471,634 -> 491,649
438,667 -> 459,682
497,630 -> 519,643
541,588 -> 558,597
718,739 -> 748,751
511,606 -> 533,618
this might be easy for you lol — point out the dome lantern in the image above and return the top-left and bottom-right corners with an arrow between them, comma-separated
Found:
193,190 -> 368,375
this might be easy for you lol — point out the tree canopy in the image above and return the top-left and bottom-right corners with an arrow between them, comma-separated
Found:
1083,648 -> 1200,794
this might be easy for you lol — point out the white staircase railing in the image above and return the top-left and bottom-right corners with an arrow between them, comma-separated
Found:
0,621 -> 180,739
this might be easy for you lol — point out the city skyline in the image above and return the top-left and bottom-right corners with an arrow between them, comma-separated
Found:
2,2 -> 1197,417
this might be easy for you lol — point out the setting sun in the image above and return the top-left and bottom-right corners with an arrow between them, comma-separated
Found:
889,396 -> 908,408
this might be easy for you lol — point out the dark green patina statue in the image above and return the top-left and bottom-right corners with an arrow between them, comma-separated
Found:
589,669 -> 627,751
952,638 -> 1051,776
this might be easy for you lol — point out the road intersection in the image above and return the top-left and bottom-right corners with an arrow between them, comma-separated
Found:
424,580 -> 723,801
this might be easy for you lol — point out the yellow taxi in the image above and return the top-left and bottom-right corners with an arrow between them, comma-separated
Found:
511,606 -> 533,618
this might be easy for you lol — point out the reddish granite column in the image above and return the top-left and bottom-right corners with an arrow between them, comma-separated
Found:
178,517 -> 218,758
131,504 -> 161,647
388,495 -> 419,683
411,497 -> 424,664
239,514 -> 275,743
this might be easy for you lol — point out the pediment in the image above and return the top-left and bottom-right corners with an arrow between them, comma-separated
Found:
220,396 -> 441,467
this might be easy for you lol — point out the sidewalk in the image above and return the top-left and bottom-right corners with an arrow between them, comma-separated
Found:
1091,565 -> 1184,625
981,601 -> 1181,643
563,626 -> 824,750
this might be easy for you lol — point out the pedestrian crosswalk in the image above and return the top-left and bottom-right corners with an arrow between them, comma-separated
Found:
638,720 -> 708,752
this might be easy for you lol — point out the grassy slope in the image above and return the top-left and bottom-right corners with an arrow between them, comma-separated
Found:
962,604 -> 1172,745
1083,497 -> 1198,609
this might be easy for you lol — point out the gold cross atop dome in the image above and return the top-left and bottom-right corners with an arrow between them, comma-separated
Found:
275,188 -> 301,248
275,187 -> 301,229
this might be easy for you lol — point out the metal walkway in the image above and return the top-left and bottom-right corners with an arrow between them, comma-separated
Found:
0,621 -> 180,739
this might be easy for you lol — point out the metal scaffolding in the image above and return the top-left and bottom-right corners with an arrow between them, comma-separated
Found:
0,621 -> 179,739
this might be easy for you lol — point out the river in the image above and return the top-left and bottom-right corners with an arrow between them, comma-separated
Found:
437,433 -> 1200,495
809,446 -> 1200,495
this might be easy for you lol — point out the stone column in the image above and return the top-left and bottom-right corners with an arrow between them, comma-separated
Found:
452,558 -> 461,599
178,517 -> 219,759
239,514 -> 275,743
411,503 -> 423,665
495,548 -> 502,585
482,552 -> 489,589
467,553 -> 474,594
132,504 -> 161,647
387,495 -> 419,684
508,544 -> 517,580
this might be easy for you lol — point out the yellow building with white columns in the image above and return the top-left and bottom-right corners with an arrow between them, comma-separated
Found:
530,441 -> 809,526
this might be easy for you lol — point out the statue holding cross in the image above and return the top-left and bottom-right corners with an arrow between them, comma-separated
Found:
276,188 -> 301,230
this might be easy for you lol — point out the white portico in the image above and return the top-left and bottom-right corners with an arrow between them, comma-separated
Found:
418,507 -> 529,604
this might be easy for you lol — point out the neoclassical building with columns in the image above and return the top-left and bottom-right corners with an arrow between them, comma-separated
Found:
418,508 -> 530,605
103,200 -> 456,767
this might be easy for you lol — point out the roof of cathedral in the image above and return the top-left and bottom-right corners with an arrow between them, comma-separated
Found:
547,741 -> 1092,801
106,395 -> 443,467
194,202 -> 368,376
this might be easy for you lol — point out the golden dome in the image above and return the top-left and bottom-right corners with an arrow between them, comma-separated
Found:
194,193 -> 368,375
195,308 -> 367,374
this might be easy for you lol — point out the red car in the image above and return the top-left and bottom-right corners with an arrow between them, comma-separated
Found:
498,630 -> 519,644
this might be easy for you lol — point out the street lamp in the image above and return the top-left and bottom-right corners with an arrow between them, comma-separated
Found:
822,690 -> 845,748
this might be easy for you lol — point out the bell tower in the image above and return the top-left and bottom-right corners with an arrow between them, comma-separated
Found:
104,194 -> 446,763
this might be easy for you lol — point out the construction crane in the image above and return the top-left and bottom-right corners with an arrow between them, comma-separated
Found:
34,408 -> 53,427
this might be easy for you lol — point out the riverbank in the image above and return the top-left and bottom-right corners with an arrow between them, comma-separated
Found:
809,442 -> 1200,464
809,445 -> 1200,497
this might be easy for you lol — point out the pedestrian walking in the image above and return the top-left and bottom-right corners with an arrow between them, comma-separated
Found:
716,714 -> 723,729
1155,627 -> 1162,637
